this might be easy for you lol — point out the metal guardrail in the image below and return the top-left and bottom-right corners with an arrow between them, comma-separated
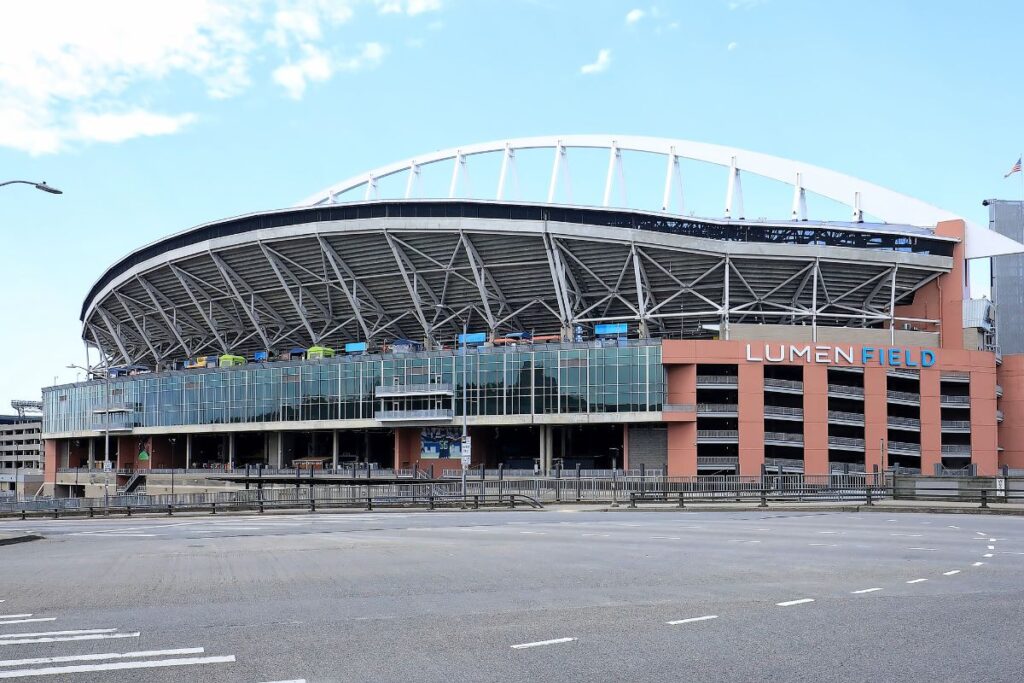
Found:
765,431 -> 803,444
764,406 -> 803,418
941,420 -> 971,431
374,383 -> 453,397
940,444 -> 971,455
764,378 -> 803,391
828,436 -> 865,449
940,395 -> 971,406
940,371 -> 969,380
828,384 -> 864,397
695,375 -> 738,385
888,441 -> 921,455
374,409 -> 455,421
827,410 -> 864,423
888,416 -> 920,429
696,430 -> 739,441
886,390 -> 920,403
697,403 -> 739,414
662,403 -> 696,412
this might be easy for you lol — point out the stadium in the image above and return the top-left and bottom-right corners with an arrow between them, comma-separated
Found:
40,135 -> 1024,494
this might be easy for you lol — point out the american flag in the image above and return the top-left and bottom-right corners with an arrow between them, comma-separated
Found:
1006,156 -> 1022,178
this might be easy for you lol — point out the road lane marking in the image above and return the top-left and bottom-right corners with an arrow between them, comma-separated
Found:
511,638 -> 576,649
943,570 -> 961,576
975,531 -> 987,536
983,553 -> 994,558
851,588 -> 883,594
0,629 -> 114,639
0,654 -> 236,678
667,615 -> 718,625
890,533 -> 922,537
0,632 -> 140,645
0,617 -> 31,621
518,531 -> 546,535
808,543 -> 837,547
988,545 -> 995,550
947,525 -> 960,529
817,531 -> 839,535
989,538 -> 998,542
0,647 -> 205,668
651,537 -> 681,540
0,619 -> 55,626
972,562 -> 985,566
258,680 -> 307,683
776,599 -> 814,607
581,533 -> 610,537
906,579 -> 928,584
907,548 -> 936,551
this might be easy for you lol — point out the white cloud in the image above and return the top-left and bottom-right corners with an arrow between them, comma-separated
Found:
580,49 -> 611,75
625,8 -> 646,24
727,41 -> 738,51
0,0 -> 412,154
375,0 -> 442,16
73,110 -> 198,143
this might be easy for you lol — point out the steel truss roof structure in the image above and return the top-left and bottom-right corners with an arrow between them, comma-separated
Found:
83,200 -> 950,367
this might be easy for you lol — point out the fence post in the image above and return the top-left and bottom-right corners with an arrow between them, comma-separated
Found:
211,501 -> 217,515
629,492 -> 636,509
611,468 -> 619,507
509,495 -> 515,510
20,510 -> 26,520
258,500 -> 264,514
473,494 -> 480,510
310,497 -> 316,513
865,485 -> 873,506
428,495 -> 435,510
126,505 -> 131,517
53,509 -> 59,519
498,463 -> 504,503
576,464 -> 582,502
167,504 -> 173,516
980,488 -> 988,509
677,491 -> 685,509
88,506 -> 94,518
759,488 -> 767,508
365,496 -> 373,511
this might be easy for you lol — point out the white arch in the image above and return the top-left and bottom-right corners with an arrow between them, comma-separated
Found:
298,134 -> 1023,259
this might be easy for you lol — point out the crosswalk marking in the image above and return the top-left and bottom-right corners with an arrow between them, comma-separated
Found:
0,619 -> 55,626
0,632 -> 140,645
0,629 -> 114,639
0,647 -> 205,668
0,654 -> 235,678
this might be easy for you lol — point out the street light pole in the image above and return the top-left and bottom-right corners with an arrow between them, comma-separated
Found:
0,180 -> 62,194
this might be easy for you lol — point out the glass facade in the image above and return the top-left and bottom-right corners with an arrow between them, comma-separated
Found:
43,341 -> 664,434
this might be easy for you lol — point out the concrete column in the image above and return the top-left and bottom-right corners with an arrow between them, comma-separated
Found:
970,367 -> 998,476
185,433 -> 192,470
228,433 -> 236,469
863,367 -> 888,473
919,367 -> 942,475
263,432 -> 270,466
276,432 -> 284,469
802,365 -> 829,476
737,364 -> 765,477
622,424 -> 629,471
88,438 -> 96,469
332,430 -> 339,470
537,425 -> 546,471
667,422 -> 697,476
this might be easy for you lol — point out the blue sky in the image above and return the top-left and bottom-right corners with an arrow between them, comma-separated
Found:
1,0 -> 1023,408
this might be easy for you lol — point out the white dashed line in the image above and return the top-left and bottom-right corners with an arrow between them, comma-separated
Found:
947,525 -> 960,529
0,619 -> 55,626
776,598 -> 814,607
519,531 -> 546,535
0,632 -> 140,646
0,654 -> 236,678
851,588 -> 883,594
0,616 -> 32,621
808,543 -> 837,547
943,570 -> 961,576
988,545 -> 995,550
975,531 -> 987,536
890,533 -> 923,537
511,638 -> 576,649
581,533 -> 610,538
667,615 -> 718,625
972,562 -> 985,566
651,536 -> 681,540
0,647 -> 205,668
983,553 -> 994,558
906,579 -> 928,584
907,548 -> 937,552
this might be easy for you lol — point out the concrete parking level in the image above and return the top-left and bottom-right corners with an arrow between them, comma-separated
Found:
0,509 -> 1021,682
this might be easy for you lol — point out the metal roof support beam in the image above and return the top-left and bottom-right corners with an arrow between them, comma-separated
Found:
112,292 -> 162,363
640,254 -> 723,314
318,236 -> 375,341
556,242 -> 638,315
725,156 -> 744,220
96,307 -> 133,366
210,254 -> 274,352
811,259 -> 819,342
542,232 -> 573,338
631,244 -> 649,338
889,265 -> 899,344
496,142 -> 513,200
260,243 -> 319,343
602,140 -> 624,207
791,172 -> 808,221
722,254 -> 731,340
135,277 -> 195,359
170,266 -> 228,353
459,232 -> 498,334
384,230 -> 434,345
661,146 -> 684,213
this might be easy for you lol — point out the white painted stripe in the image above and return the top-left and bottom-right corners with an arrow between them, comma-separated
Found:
511,637 -> 576,649
890,533 -> 922,537
943,570 -> 961,576
0,617 -> 31,620
0,629 -> 114,639
989,538 -> 997,542
776,598 -> 814,607
651,536 -> 681,540
518,531 -> 546,535
0,632 -> 139,645
851,588 -> 883,594
0,647 -> 204,668
988,545 -> 995,550
947,525 -> 960,529
808,543 -> 837,547
817,531 -> 839,534
0,619 -> 55,626
257,679 -> 306,683
906,579 -> 928,584
907,548 -> 936,551
983,553 -> 994,558
667,615 -> 718,625
972,562 -> 985,566
975,531 -> 987,535
0,654 -> 236,678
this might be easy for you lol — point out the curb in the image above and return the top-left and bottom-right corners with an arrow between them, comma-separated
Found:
0,534 -> 43,547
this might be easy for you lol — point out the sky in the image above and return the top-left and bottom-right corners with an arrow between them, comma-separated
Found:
2,0 -> 1024,410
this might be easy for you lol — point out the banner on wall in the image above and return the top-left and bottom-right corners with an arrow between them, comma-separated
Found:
421,427 -> 463,459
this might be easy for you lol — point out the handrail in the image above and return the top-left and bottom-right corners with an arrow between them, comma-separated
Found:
764,405 -> 803,417
695,375 -> 738,385
940,395 -> 971,405
828,384 -> 864,397
764,378 -> 803,390
696,403 -> 739,413
886,390 -> 920,402
828,410 -> 864,422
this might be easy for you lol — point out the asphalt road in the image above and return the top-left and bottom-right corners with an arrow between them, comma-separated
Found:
0,508 -> 1021,682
